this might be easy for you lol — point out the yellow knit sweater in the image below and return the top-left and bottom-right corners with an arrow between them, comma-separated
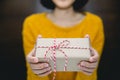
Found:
22,12 -> 104,80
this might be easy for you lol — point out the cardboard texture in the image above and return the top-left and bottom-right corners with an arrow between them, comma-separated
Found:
35,38 -> 90,71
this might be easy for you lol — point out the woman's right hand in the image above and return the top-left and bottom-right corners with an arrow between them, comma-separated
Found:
26,48 -> 52,77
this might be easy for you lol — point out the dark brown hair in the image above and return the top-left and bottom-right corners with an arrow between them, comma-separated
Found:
40,0 -> 88,12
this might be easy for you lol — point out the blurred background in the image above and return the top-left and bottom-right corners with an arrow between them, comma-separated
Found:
0,0 -> 120,80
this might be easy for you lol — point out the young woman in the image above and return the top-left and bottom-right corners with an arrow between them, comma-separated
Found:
22,0 -> 104,80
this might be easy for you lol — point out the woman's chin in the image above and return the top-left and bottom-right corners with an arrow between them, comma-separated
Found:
56,5 -> 72,9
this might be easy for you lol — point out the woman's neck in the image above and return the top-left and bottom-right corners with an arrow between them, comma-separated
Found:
51,7 -> 77,20
47,7 -> 85,28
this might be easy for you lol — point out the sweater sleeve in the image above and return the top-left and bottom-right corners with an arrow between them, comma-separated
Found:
92,18 -> 105,57
22,17 -> 35,56
22,16 -> 49,80
75,16 -> 105,80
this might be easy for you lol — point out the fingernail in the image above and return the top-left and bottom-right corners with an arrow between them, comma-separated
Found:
34,58 -> 38,62
45,64 -> 49,67
38,35 -> 42,38
81,62 -> 84,66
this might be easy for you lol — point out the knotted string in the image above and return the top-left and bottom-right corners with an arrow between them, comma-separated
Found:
37,38 -> 89,80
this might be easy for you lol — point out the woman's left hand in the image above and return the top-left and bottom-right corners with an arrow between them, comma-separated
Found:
78,35 -> 99,75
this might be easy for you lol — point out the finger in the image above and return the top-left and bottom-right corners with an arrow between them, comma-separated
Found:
34,67 -> 52,75
27,56 -> 38,63
84,34 -> 90,43
80,61 -> 97,69
84,34 -> 91,48
80,68 -> 93,75
79,65 -> 94,73
37,35 -> 42,38
84,34 -> 90,38
30,63 -> 49,70
89,47 -> 99,62
28,48 -> 36,57
38,69 -> 52,77
26,48 -> 38,63
27,35 -> 42,63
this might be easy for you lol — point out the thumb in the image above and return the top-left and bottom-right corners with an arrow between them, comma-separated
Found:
84,34 -> 90,38
35,35 -> 42,43
84,34 -> 91,43
27,35 -> 42,63
26,48 -> 39,63
84,34 -> 91,48
37,34 -> 42,39
89,47 -> 99,62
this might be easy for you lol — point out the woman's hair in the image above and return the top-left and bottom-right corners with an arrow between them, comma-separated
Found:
40,0 -> 88,12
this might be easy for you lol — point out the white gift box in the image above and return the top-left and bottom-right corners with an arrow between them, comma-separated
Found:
35,38 -> 91,71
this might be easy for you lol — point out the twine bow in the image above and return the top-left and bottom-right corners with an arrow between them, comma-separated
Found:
37,39 -> 70,80
37,38 -> 89,80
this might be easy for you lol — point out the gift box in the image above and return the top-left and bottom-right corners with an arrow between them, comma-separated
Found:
35,38 -> 91,71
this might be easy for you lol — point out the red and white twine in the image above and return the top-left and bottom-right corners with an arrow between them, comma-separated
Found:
37,38 -> 89,80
